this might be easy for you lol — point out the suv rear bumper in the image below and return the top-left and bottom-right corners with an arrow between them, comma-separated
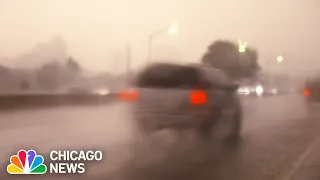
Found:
133,112 -> 218,132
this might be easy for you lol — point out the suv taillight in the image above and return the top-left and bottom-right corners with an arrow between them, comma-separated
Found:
118,90 -> 139,101
190,90 -> 207,105
304,89 -> 310,96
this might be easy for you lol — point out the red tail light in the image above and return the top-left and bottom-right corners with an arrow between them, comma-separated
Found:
190,90 -> 207,105
118,90 -> 139,101
304,89 -> 310,96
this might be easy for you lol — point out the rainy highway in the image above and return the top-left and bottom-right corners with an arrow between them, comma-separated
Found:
1,94 -> 320,180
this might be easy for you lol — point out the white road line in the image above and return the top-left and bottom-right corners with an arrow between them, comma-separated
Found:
279,136 -> 320,180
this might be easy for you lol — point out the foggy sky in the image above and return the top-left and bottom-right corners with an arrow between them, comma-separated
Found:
0,0 -> 319,74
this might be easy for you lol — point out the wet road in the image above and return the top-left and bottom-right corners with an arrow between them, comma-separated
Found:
1,94 -> 320,180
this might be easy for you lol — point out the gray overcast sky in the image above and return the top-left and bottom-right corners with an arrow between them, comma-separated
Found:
0,0 -> 319,74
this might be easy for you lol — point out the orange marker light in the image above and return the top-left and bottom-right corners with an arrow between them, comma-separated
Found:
304,89 -> 310,96
190,90 -> 207,105
118,91 -> 139,101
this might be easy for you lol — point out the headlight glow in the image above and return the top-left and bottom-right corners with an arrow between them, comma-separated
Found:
256,85 -> 264,95
238,87 -> 250,94
93,89 -> 110,95
271,88 -> 278,94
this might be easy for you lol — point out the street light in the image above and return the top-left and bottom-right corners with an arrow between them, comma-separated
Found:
265,56 -> 284,69
147,23 -> 179,64
277,56 -> 284,63
264,55 -> 284,76
238,39 -> 248,53
239,46 -> 246,53
168,23 -> 179,34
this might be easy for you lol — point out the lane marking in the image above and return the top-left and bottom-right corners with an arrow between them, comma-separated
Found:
279,136 -> 320,180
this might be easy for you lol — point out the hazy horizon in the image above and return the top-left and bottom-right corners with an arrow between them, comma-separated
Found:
0,0 -> 320,75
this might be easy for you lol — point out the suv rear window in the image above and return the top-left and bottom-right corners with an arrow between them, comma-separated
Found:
201,67 -> 229,84
135,64 -> 205,89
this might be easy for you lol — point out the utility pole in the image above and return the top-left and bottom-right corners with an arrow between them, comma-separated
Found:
148,36 -> 152,65
126,45 -> 131,83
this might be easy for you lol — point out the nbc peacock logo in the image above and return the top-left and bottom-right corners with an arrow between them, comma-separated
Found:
7,149 -> 47,174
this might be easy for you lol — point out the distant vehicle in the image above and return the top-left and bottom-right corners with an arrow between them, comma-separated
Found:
237,83 -> 285,96
67,87 -> 110,96
92,88 -> 110,96
119,63 -> 242,140
304,76 -> 320,102
237,85 -> 260,95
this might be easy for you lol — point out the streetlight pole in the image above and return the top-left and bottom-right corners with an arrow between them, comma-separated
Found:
263,55 -> 284,84
264,55 -> 284,71
148,36 -> 151,65
264,56 -> 284,69
147,23 -> 178,65
147,28 -> 169,65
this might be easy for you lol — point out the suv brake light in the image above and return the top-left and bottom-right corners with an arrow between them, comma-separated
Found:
190,90 -> 207,105
304,89 -> 310,96
118,90 -> 139,101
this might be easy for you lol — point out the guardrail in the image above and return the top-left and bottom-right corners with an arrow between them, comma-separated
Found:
0,93 -> 118,110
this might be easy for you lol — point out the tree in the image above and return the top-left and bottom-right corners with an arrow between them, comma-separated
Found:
201,40 -> 260,79
0,65 -> 19,91
37,61 -> 63,90
64,57 -> 83,86
20,80 -> 30,90
66,57 -> 81,75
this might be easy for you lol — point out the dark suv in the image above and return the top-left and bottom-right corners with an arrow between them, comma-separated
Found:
121,63 -> 242,139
